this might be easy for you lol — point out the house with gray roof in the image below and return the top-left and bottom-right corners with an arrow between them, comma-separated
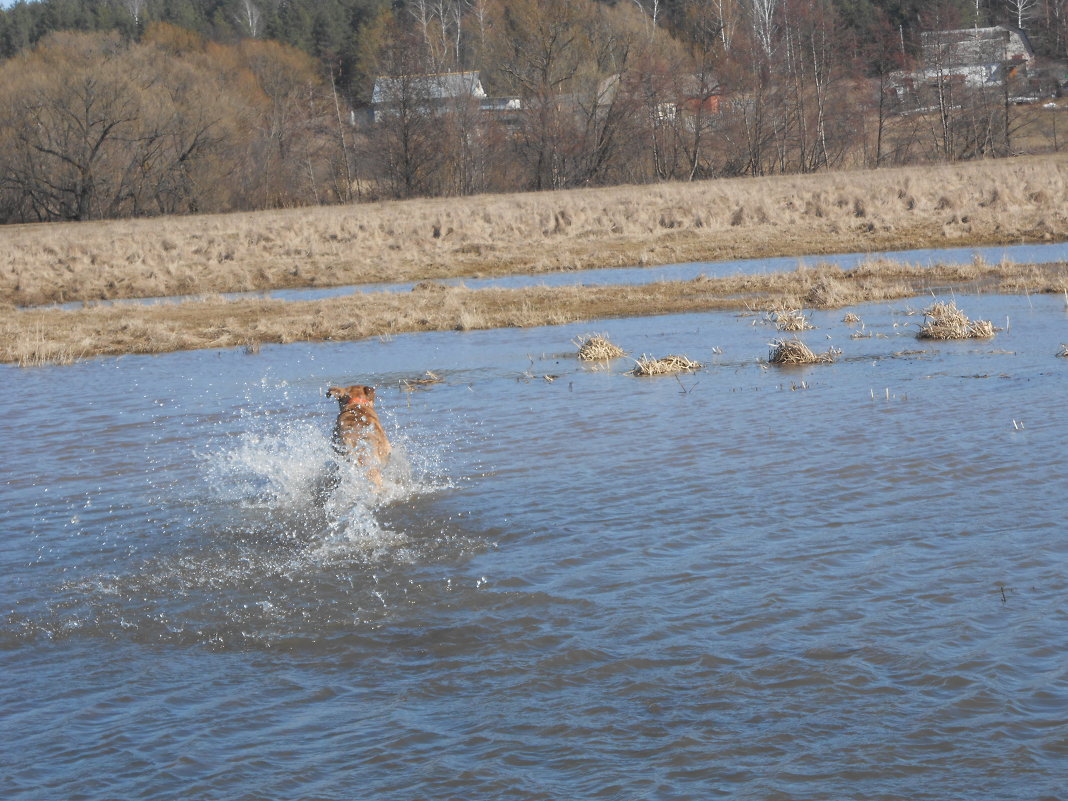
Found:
371,71 -> 522,124
917,25 -> 1034,89
886,25 -> 1039,109
372,71 -> 486,123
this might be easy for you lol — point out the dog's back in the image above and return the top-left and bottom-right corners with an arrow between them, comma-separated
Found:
327,385 -> 391,485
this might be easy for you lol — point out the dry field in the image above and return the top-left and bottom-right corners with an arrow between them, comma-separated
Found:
2,155 -> 1067,308
5,259 -> 1067,366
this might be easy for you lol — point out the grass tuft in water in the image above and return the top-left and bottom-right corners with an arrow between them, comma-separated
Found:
630,354 -> 703,376
767,306 -> 815,331
767,337 -> 841,365
574,333 -> 627,361
917,300 -> 996,340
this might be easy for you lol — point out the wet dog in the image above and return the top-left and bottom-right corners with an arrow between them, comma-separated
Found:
326,384 -> 392,488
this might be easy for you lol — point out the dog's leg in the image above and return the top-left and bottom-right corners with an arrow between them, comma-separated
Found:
367,466 -> 384,488
352,447 -> 384,490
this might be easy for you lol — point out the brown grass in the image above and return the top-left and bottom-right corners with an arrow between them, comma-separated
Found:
917,300 -> 996,340
767,338 -> 841,365
4,260 -> 1067,365
1058,344 -> 1068,358
575,333 -> 627,361
2,155 -> 1067,307
630,354 -> 703,376
7,324 -> 84,367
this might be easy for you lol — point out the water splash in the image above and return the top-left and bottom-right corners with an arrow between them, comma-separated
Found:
1,396 -> 458,648
202,405 -> 450,556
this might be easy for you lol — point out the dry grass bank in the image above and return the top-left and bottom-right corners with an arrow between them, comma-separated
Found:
2,155 -> 1067,307
5,259 -> 1067,366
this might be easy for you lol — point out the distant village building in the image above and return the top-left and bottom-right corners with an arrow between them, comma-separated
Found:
370,71 -> 520,124
888,25 -> 1038,107
597,72 -> 722,126
918,25 -> 1034,88
477,95 -> 523,129
673,74 -> 723,120
371,71 -> 486,123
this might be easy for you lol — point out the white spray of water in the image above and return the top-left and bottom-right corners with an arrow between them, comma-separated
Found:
10,383 -> 460,646
203,406 -> 451,561
211,421 -> 331,510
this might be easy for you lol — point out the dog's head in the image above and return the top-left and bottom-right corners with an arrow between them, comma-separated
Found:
327,385 -> 376,408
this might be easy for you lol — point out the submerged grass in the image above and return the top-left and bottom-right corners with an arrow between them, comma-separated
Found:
400,371 -> 442,390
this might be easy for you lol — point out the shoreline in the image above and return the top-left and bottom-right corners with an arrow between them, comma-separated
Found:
5,260 -> 1066,366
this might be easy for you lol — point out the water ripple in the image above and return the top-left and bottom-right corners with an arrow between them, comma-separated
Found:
3,294 -> 1068,799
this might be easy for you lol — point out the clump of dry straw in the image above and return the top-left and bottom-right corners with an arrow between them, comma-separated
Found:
630,354 -> 703,376
1058,344 -> 1068,358
575,333 -> 626,361
767,338 -> 841,365
767,307 -> 815,331
401,370 -> 442,390
917,300 -> 996,340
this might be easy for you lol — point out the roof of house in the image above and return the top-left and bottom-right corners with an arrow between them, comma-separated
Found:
372,71 -> 487,105
921,25 -> 1034,68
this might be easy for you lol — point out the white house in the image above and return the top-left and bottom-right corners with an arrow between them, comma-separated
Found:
916,25 -> 1034,89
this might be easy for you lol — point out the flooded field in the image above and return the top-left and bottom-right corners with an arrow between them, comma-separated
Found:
40,240 -> 1068,309
2,291 -> 1067,799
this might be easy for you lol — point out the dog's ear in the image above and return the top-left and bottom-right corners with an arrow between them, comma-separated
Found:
363,386 -> 376,401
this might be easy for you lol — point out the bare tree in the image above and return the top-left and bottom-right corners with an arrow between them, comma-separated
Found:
234,0 -> 263,38
369,27 -> 444,198
671,0 -> 728,179
1004,0 -> 1039,29
865,9 -> 910,167
629,0 -> 663,34
116,0 -> 146,26
0,31 -> 240,221
494,0 -> 586,189
567,9 -> 641,186
1050,0 -> 1068,58
328,67 -> 355,201
0,36 -> 139,220
713,0 -> 743,53
470,0 -> 492,63
408,0 -> 467,70
748,0 -> 780,57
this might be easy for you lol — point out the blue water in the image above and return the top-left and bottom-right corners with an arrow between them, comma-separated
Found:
3,291 -> 1068,799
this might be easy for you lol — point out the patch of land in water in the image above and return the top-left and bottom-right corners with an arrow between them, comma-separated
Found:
5,260 -> 1066,365
2,155 -> 1067,308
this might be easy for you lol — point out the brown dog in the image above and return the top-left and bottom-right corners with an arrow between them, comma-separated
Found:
326,384 -> 392,487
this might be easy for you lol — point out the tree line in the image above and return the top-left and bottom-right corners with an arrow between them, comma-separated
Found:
0,0 -> 1065,223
